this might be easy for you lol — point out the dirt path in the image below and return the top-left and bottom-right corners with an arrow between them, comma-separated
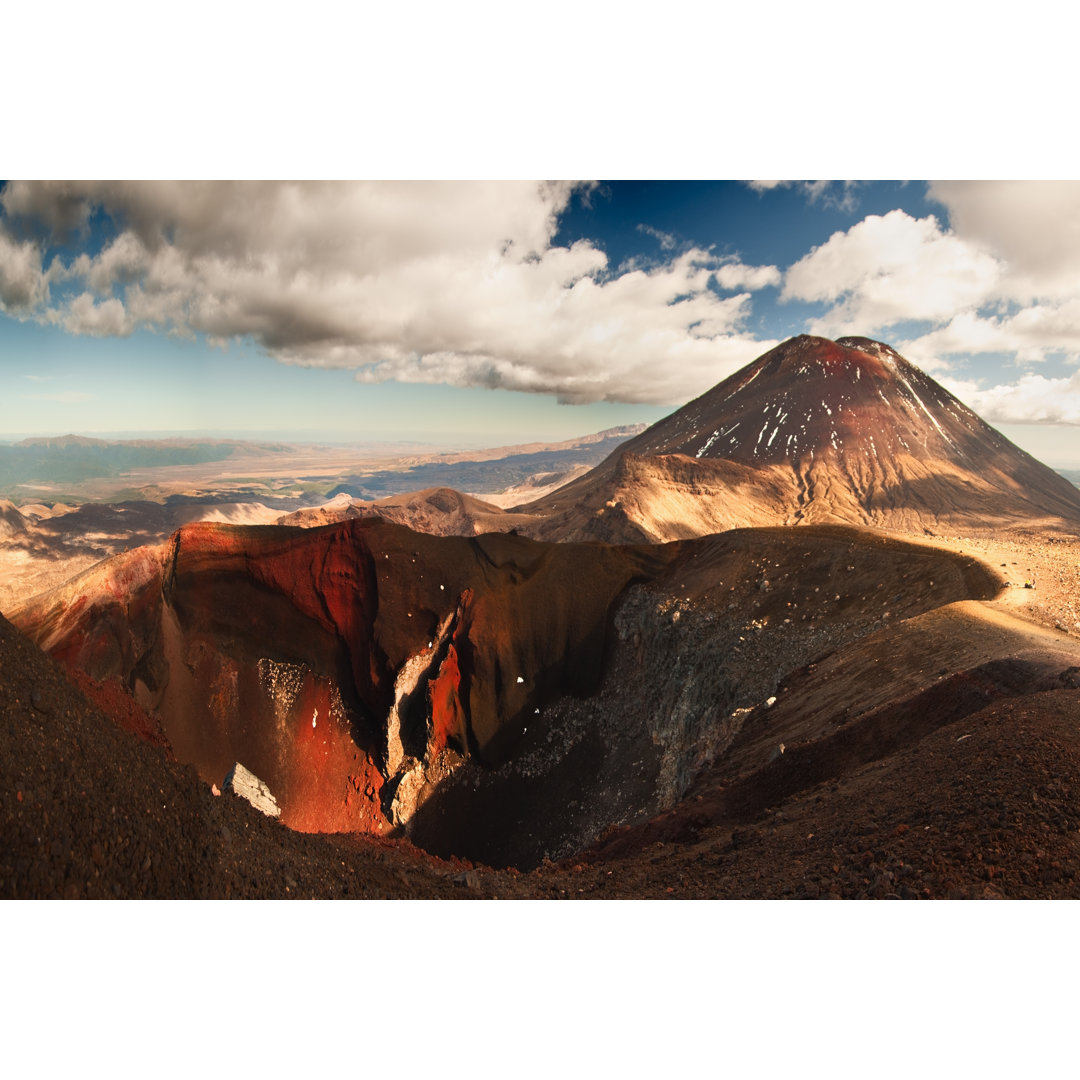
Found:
863,524 -> 1080,641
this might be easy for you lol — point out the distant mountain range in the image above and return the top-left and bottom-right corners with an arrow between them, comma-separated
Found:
321,427 -> 646,500
0,427 -> 647,505
0,438 -> 281,495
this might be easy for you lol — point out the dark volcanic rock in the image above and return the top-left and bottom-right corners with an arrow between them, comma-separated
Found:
404,525 -> 1001,867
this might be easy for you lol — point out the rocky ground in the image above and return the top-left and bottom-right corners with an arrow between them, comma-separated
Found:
3,523 -> 1079,899
927,526 -> 1080,638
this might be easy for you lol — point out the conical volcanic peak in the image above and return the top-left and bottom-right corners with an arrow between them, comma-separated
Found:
520,335 -> 1080,540
629,334 -> 1010,469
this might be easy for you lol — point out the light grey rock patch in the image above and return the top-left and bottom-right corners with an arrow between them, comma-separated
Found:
223,762 -> 281,818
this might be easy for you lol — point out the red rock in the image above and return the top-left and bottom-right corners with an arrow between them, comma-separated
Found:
12,517 -> 670,836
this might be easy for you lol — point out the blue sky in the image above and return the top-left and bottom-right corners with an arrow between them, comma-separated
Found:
2,180 -> 1080,464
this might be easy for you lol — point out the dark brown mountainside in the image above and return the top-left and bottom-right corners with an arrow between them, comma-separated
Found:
11,517 -> 1020,868
517,336 -> 1080,542
7,518 -> 1080,895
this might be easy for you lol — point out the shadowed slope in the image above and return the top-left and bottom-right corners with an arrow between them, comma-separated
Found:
588,595 -> 1080,885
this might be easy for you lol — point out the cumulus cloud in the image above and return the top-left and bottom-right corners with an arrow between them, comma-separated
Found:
746,180 -> 860,211
928,181 -> 1080,301
631,220 -> 779,292
771,191 -> 1080,425
904,183 -> 1080,434
776,186 -> 1080,361
9,179 -> 1080,423
58,293 -> 134,337
900,302 -> 1080,370
0,227 -> 50,312
782,210 -> 1002,336
343,248 -> 769,404
0,180 -> 777,405
0,180 -> 95,237
941,370 -> 1080,426
714,261 -> 781,291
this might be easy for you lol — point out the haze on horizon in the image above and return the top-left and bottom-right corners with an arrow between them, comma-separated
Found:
3,181 -> 1080,466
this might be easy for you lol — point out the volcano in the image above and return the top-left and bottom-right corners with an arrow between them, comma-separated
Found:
518,335 -> 1080,542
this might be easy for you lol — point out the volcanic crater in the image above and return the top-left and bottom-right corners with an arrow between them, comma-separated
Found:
9,512 -> 1011,869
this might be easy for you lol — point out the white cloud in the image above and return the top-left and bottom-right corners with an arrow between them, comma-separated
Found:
782,210 -> 1002,336
9,179 -> 1080,422
746,180 -> 860,211
55,293 -> 134,337
0,181 -> 94,236
900,303 -> 1080,369
778,186 -> 1080,377
714,260 -> 781,291
929,181 -> 1080,301
875,182 -> 1080,359
941,370 -> 1080,426
771,194 -> 1080,427
341,247 -> 770,403
0,180 -> 778,405
636,223 -> 677,250
0,227 -> 49,312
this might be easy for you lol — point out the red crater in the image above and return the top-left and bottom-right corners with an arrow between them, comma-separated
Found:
12,517 -> 671,837
276,672 -> 385,835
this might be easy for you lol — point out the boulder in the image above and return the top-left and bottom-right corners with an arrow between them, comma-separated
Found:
223,762 -> 281,818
